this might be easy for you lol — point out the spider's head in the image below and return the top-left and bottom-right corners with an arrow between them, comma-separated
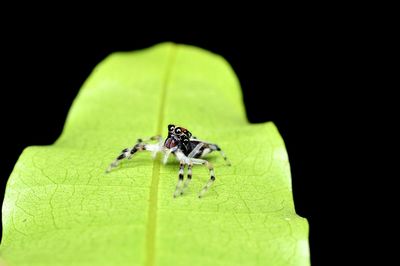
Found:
169,125 -> 192,139
165,124 -> 192,149
167,124 -> 192,145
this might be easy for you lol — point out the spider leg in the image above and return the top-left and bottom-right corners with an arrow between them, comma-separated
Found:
191,139 -> 231,166
188,142 -> 204,158
106,136 -> 162,173
163,149 -> 172,164
176,142 -> 204,195
106,143 -> 144,173
205,144 -> 231,166
162,146 -> 177,164
180,162 -> 193,195
137,135 -> 162,143
173,160 -> 186,197
191,158 -> 216,198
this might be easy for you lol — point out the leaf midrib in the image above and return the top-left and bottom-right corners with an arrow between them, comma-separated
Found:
145,43 -> 177,266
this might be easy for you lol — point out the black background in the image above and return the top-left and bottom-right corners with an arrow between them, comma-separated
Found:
0,20 -> 365,265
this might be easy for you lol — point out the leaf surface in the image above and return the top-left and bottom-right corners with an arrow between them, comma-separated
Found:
0,43 -> 309,266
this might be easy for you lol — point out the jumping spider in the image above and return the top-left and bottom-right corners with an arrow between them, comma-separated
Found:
106,124 -> 230,198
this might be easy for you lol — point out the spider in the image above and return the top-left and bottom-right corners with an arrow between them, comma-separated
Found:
106,124 -> 230,198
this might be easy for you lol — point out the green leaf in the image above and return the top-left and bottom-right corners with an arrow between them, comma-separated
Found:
0,43 -> 309,266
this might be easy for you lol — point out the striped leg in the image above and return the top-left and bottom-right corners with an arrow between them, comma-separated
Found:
191,141 -> 231,166
106,144 -> 143,173
180,162 -> 193,195
173,161 -> 185,197
106,136 -> 161,173
191,158 -> 215,198
209,144 -> 231,166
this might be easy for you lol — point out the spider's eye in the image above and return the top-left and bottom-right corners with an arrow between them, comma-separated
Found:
168,124 -> 175,131
183,139 -> 188,142
175,128 -> 181,134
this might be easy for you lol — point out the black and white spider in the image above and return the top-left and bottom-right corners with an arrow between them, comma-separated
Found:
106,124 -> 230,198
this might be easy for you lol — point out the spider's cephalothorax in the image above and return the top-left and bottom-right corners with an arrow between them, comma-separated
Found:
106,124 -> 230,198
